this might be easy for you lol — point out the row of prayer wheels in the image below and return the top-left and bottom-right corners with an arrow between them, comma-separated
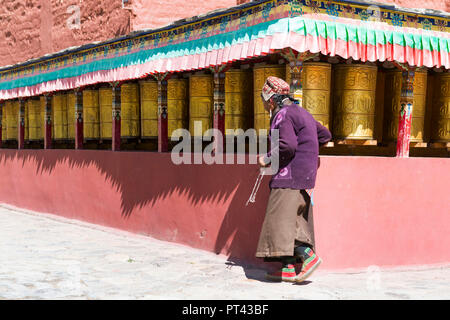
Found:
1,65 -> 449,144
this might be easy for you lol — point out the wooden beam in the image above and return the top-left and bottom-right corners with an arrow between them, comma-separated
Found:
74,89 -> 84,150
281,49 -> 319,104
0,101 -> 3,148
158,78 -> 168,152
152,73 -> 171,153
44,94 -> 52,149
18,99 -> 26,150
111,82 -> 121,151
395,66 -> 415,158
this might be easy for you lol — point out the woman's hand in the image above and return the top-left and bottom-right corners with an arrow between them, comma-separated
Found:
258,156 -> 270,168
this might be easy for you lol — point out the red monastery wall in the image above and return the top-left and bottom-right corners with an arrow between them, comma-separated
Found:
0,150 -> 449,271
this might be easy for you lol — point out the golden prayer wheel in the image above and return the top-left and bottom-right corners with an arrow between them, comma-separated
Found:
83,89 -> 100,140
5,100 -> 18,141
26,98 -> 42,141
383,69 -> 428,142
121,82 -> 140,139
189,74 -> 214,137
302,62 -> 332,129
67,92 -> 76,140
431,73 -> 450,143
332,64 -> 378,140
139,80 -> 158,138
225,69 -> 252,133
99,87 -> 112,139
168,78 -> 188,138
52,93 -> 68,140
253,65 -> 285,132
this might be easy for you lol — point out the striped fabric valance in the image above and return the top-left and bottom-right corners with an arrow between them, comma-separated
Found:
0,0 -> 449,100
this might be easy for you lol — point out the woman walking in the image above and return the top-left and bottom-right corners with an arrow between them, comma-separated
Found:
256,76 -> 332,283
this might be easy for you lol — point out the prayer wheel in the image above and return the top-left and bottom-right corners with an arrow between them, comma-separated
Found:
332,64 -> 378,140
5,100 -> 18,140
431,73 -> 450,143
302,62 -> 332,129
99,87 -> 112,139
121,83 -> 140,139
383,69 -> 428,142
67,92 -> 76,140
26,98 -> 42,141
189,74 -> 213,137
139,80 -> 158,138
83,89 -> 100,140
52,93 -> 68,140
253,65 -> 285,132
225,69 -> 252,133
167,78 -> 188,138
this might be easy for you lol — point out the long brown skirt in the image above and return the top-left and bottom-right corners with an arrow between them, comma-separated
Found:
255,188 -> 315,260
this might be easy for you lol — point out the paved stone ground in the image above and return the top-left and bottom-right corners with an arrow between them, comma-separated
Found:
0,204 -> 449,300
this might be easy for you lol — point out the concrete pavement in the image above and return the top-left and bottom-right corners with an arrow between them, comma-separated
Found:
0,204 -> 449,300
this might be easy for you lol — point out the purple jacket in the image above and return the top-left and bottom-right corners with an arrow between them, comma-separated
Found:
265,103 -> 332,190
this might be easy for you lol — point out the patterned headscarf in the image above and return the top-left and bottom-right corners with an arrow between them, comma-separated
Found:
261,76 -> 290,102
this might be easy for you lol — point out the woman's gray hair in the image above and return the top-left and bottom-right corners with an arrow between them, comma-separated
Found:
271,93 -> 298,108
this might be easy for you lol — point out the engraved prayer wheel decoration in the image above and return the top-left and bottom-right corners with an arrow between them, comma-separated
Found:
140,80 -> 158,138
99,87 -> 113,140
26,98 -> 42,141
253,65 -> 285,133
5,100 -> 18,141
383,69 -> 428,144
301,62 -> 332,129
121,83 -> 140,139
52,93 -> 68,140
225,69 -> 252,133
167,78 -> 188,138
431,73 -> 450,145
333,64 -> 378,142
83,89 -> 100,140
189,74 -> 214,137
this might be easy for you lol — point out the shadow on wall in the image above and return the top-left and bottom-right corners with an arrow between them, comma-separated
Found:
0,149 -> 271,267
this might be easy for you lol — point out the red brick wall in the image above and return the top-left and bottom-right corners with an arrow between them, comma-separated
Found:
0,0 -> 131,67
131,0 -> 237,31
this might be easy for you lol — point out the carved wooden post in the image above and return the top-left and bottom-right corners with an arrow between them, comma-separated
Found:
74,89 -> 84,150
396,67 -> 415,158
111,82 -> 121,151
210,65 -> 228,152
157,77 -> 169,152
44,94 -> 53,149
282,49 -> 319,105
0,101 -> 3,148
18,99 -> 26,149
213,69 -> 226,136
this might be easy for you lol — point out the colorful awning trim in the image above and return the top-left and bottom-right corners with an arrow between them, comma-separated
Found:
0,0 -> 449,100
